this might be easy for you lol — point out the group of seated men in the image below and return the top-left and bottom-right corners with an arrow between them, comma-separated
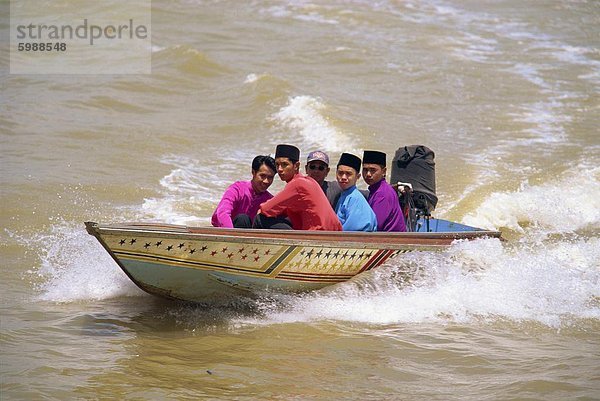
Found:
211,144 -> 406,232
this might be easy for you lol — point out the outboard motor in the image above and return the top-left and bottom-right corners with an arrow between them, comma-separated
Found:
390,145 -> 437,231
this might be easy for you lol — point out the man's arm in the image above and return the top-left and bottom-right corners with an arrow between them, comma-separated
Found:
211,184 -> 241,228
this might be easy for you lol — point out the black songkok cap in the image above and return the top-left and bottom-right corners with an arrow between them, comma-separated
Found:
363,150 -> 386,166
275,144 -> 300,162
337,152 -> 362,172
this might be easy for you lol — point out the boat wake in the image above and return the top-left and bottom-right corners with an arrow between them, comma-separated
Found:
462,164 -> 600,233
243,235 -> 599,329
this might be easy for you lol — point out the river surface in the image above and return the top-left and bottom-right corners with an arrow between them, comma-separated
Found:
1,0 -> 599,399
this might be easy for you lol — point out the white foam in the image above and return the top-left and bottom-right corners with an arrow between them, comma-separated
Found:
411,0 -> 600,90
261,3 -> 338,25
508,63 -> 553,90
550,44 -> 600,69
449,32 -> 499,63
271,95 -> 357,153
463,165 -> 600,232
243,73 -> 261,84
262,5 -> 291,19
509,100 -> 571,143
500,24 -> 552,42
241,236 -> 599,328
18,221 -> 144,302
293,13 -> 339,25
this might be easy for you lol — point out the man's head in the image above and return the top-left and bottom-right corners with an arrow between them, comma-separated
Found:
362,150 -> 387,186
251,155 -> 276,194
336,153 -> 362,191
275,144 -> 300,183
305,150 -> 330,185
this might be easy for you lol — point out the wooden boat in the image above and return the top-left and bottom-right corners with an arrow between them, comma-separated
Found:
85,220 -> 501,303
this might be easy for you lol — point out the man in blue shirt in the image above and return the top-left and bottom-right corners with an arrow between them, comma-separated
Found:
335,153 -> 377,232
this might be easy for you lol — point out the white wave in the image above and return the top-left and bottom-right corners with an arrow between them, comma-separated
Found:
18,221 -> 144,302
499,23 -> 552,42
550,44 -> 600,70
271,95 -> 357,153
139,154 -> 237,226
243,237 -> 599,328
509,100 -> 571,143
294,12 -> 339,25
416,0 -> 600,89
463,165 -> 600,232
433,4 -> 459,16
262,5 -> 291,18
579,70 -> 600,83
243,73 -> 261,84
448,32 -> 499,63
261,3 -> 339,25
504,34 -> 600,88
508,63 -> 553,90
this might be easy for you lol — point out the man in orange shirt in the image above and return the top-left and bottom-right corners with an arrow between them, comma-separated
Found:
254,144 -> 342,231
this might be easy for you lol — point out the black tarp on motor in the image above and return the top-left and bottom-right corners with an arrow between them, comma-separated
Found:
390,145 -> 438,214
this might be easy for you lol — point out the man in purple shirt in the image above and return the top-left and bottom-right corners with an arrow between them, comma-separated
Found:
211,155 -> 276,228
362,150 -> 406,232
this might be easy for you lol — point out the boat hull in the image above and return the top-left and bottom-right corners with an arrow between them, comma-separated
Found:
85,221 -> 501,303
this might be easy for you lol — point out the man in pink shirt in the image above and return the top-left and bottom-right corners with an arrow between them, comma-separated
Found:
254,144 -> 342,231
211,155 -> 276,228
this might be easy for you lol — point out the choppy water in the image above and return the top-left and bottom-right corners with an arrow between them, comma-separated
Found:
1,0 -> 599,399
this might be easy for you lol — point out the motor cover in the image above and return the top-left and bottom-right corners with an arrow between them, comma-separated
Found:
390,145 -> 438,214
